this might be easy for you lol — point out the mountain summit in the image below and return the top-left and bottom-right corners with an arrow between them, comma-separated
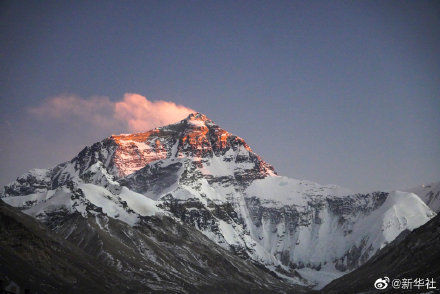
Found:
1,113 -> 435,290
107,112 -> 276,178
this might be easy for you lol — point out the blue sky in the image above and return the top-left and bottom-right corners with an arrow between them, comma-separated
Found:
1,0 -> 439,191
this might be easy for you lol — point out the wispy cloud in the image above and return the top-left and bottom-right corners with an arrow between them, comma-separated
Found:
114,93 -> 195,132
29,93 -> 195,133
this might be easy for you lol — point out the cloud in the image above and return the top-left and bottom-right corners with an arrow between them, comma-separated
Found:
114,93 -> 195,132
29,93 -> 195,133
29,95 -> 116,129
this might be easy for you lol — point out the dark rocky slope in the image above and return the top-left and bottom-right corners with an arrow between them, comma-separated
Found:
0,200 -> 130,294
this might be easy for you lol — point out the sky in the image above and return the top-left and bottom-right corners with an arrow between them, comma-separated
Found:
1,0 -> 439,192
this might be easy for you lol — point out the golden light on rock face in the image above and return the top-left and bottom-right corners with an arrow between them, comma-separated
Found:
111,130 -> 168,177
111,129 -> 161,144
107,113 -> 273,178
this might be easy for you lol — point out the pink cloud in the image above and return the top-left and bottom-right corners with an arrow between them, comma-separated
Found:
29,93 -> 195,133
114,93 -> 195,132
29,95 -> 116,128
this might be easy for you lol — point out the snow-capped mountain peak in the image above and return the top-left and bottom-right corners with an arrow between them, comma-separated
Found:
106,113 -> 275,179
185,112 -> 212,123
0,113 -> 435,289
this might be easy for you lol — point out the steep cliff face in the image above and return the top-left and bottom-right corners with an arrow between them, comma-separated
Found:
1,113 -> 435,289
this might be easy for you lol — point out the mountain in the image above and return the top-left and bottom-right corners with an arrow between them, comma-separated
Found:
0,199 -> 307,294
1,113 -> 435,290
323,213 -> 440,293
0,199 -> 129,294
406,181 -> 440,213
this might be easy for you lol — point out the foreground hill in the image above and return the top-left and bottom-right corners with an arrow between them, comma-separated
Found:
0,199 -> 128,294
